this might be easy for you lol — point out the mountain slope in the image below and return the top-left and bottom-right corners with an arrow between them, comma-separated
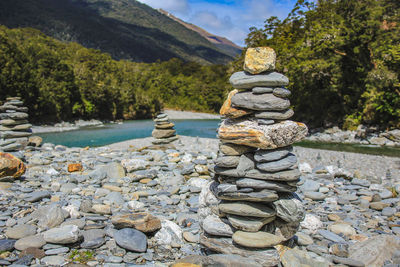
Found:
0,0 -> 234,64
158,9 -> 242,58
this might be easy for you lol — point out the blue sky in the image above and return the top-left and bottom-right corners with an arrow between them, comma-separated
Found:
137,0 -> 297,46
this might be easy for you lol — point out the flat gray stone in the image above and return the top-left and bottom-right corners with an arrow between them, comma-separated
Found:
5,224 -> 37,239
236,178 -> 296,192
25,191 -> 51,202
304,191 -> 326,201
0,239 -> 16,251
255,109 -> 294,120
214,156 -> 240,168
202,215 -> 233,237
252,87 -> 274,94
227,214 -> 275,232
230,71 -> 289,89
318,230 -> 346,243
114,228 -> 147,252
231,92 -> 290,111
254,146 -> 292,162
217,189 -> 278,202
273,87 -> 291,98
14,235 -> 46,250
218,201 -> 276,218
214,166 -> 301,181
43,225 -> 82,244
256,153 -> 297,172
41,256 -> 67,266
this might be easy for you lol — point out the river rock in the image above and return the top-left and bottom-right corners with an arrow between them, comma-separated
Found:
202,215 -> 233,237
214,156 -> 240,168
218,119 -> 308,149
280,247 -> 330,267
254,146 -> 292,162
5,224 -> 37,239
219,202 -> 276,218
217,189 -> 278,202
111,212 -> 161,233
273,193 -> 304,223
155,122 -> 175,129
256,153 -> 297,172
0,152 -> 26,179
252,87 -> 274,94
219,143 -> 255,156
231,91 -> 290,111
14,235 -> 46,250
273,87 -> 291,98
348,235 -> 400,267
236,178 -> 297,192
232,231 -> 282,248
200,235 -> 280,266
229,71 -> 289,89
43,225 -> 82,244
227,214 -> 275,232
152,129 -> 176,139
255,109 -> 294,120
114,228 -> 147,252
215,167 -> 301,181
0,239 -> 16,251
220,90 -> 253,119
243,47 -> 276,74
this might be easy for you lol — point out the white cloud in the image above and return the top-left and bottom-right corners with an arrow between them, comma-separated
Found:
137,0 -> 190,14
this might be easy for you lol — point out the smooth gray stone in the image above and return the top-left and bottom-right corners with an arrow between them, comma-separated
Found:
351,178 -> 371,187
231,92 -> 290,111
14,255 -> 34,265
41,255 -> 66,266
43,225 -> 82,244
256,154 -> 297,172
236,178 -> 296,192
318,230 -> 346,243
217,189 -> 278,202
273,193 -> 304,223
273,87 -> 291,98
214,166 -> 301,181
156,113 -> 168,119
1,143 -> 22,152
252,87 -> 274,94
0,239 -> 16,251
0,112 -> 28,120
152,135 -> 178,144
25,191 -> 51,202
226,214 -> 275,232
45,247 -> 69,255
230,71 -> 289,89
81,229 -> 105,249
200,235 -> 280,266
236,153 -> 255,176
216,184 -> 238,193
254,146 -> 292,162
219,201 -> 276,218
0,119 -> 29,126
255,109 -> 294,120
304,191 -> 326,201
257,119 -> 275,125
202,215 -> 233,237
214,156 -> 240,168
114,228 -> 147,252
0,131 -> 32,139
331,256 -> 365,267
5,225 -> 37,239
299,180 -> 320,192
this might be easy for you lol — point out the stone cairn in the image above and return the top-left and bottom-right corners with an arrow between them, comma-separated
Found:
0,97 -> 32,152
198,47 -> 309,266
151,113 -> 178,144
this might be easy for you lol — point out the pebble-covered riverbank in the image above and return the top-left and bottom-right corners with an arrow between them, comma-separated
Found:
0,136 -> 400,266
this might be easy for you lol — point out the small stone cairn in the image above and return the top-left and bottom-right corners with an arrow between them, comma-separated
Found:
151,113 -> 178,144
0,97 -> 32,152
198,47 -> 309,266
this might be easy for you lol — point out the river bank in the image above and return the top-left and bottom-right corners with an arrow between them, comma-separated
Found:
1,136 -> 400,266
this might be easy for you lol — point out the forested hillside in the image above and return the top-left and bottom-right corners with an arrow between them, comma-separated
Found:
0,0 -> 235,64
236,0 -> 400,129
0,26 -> 230,123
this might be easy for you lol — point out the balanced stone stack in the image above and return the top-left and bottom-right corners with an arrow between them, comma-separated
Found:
0,97 -> 32,152
151,113 -> 178,144
199,47 -> 308,266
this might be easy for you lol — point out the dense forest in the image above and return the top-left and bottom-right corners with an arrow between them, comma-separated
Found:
0,26 -> 230,123
239,0 -> 400,129
1,0 -> 399,129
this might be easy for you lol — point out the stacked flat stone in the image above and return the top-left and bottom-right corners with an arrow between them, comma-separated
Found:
0,97 -> 32,152
198,47 -> 308,266
151,113 -> 178,144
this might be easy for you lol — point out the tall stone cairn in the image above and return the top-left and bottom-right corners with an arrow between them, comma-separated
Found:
151,113 -> 178,144
0,97 -> 32,152
198,47 -> 308,266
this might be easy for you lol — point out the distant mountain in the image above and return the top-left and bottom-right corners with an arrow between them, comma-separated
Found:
0,0 -> 236,64
158,9 -> 242,58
